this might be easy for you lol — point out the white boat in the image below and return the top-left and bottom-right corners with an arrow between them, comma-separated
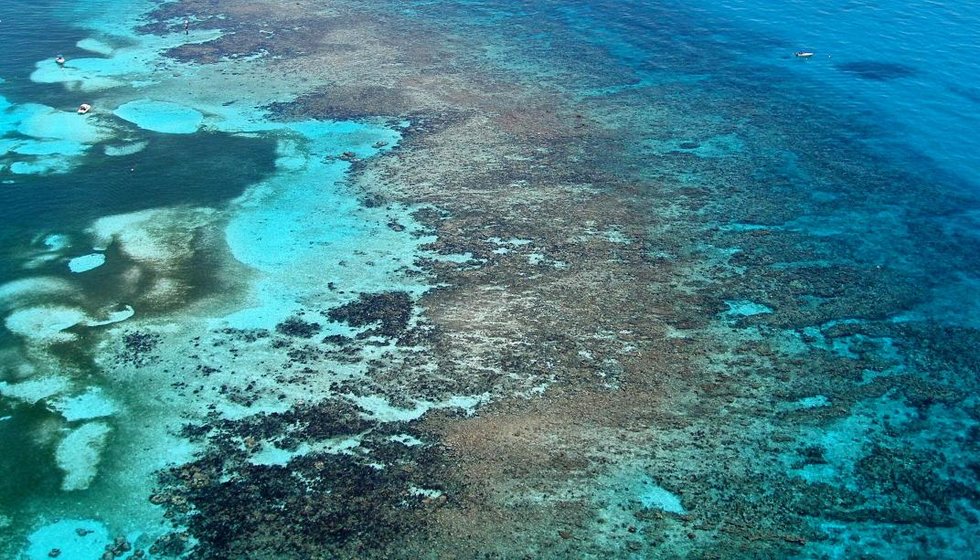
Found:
795,51 -> 814,58
77,103 -> 92,114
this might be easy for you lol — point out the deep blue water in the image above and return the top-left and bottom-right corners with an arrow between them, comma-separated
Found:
686,0 -> 980,186
400,0 -> 979,189
592,0 -> 980,190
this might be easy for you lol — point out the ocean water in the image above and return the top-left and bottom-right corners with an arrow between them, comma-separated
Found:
686,0 -> 980,185
1,0 -> 427,555
1,0 -> 978,558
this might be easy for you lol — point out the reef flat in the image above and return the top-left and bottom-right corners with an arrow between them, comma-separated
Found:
1,0 -> 978,559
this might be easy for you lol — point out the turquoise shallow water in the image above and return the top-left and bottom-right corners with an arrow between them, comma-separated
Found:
1,0 -> 978,557
1,0 -> 419,555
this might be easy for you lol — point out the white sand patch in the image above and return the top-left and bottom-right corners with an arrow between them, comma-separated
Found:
5,305 -> 90,343
9,160 -> 73,175
11,138 -> 87,156
781,395 -> 831,411
119,265 -> 144,292
50,388 -> 117,421
0,98 -> 107,173
43,234 -> 71,251
0,376 -> 71,404
30,28 -> 223,93
0,347 -> 37,380
114,99 -> 204,134
16,103 -> 112,144
389,433 -> 423,446
89,207 -> 214,265
22,235 -> 74,268
723,299 -> 773,317
31,417 -> 65,448
250,442 -> 311,466
77,37 -> 115,55
104,140 -> 148,156
145,277 -> 188,305
351,393 -> 488,422
84,305 -> 135,327
87,208 -> 217,307
68,253 -> 106,273
89,209 -> 162,252
32,64 -> 126,92
0,277 -> 76,310
55,421 -> 111,491
23,255 -> 61,269
349,394 -> 429,422
638,482 -> 686,514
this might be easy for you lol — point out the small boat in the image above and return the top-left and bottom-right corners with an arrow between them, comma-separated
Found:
55,55 -> 66,65
795,51 -> 814,58
77,103 -> 92,114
